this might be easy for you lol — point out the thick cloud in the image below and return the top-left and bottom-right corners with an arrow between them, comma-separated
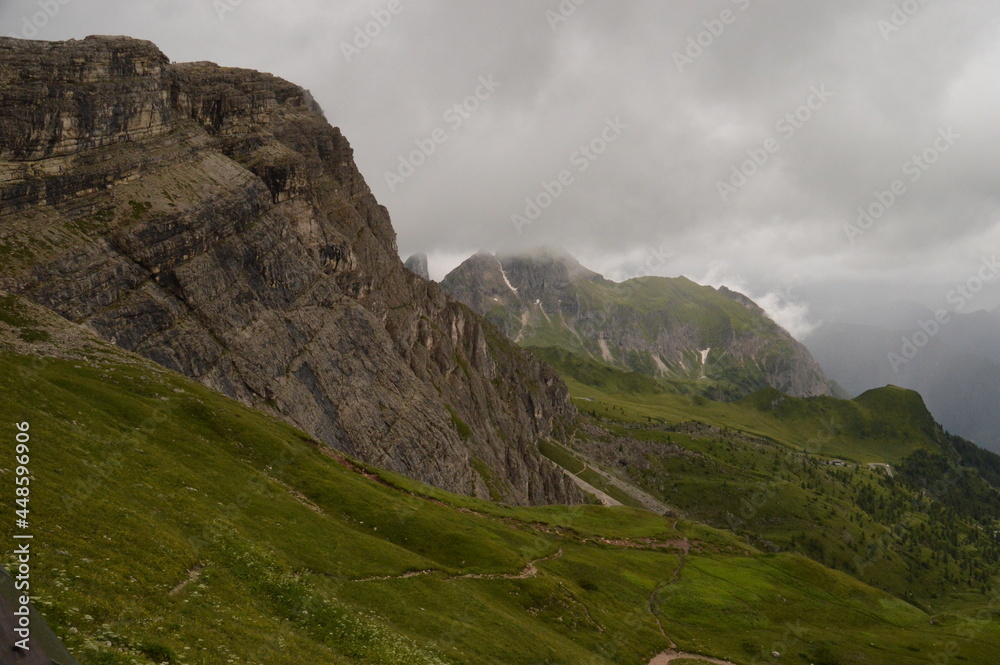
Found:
3,0 -> 998,334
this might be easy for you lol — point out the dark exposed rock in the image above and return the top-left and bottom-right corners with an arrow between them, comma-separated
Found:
0,36 -> 580,505
1,565 -> 78,664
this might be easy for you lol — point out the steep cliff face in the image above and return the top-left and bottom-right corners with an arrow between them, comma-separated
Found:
0,36 -> 579,505
442,250 -> 834,399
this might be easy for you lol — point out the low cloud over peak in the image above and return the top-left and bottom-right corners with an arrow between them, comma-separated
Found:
7,0 -> 997,321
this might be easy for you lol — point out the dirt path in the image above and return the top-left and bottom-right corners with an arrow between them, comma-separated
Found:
565,468 -> 623,507
168,564 -> 204,596
460,547 -> 564,580
648,650 -> 739,665
353,569 -> 439,583
645,539 -> 741,665
315,443 -> 732,661
353,548 -> 564,583
583,462 -> 673,514
646,543 -> 686,644
594,537 -> 690,553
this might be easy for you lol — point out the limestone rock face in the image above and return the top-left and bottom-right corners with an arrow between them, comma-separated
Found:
0,36 -> 579,505
404,252 -> 430,280
715,286 -> 834,399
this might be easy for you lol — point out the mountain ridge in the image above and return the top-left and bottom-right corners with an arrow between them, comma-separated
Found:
441,249 -> 835,400
806,318 -> 1000,452
0,35 -> 579,505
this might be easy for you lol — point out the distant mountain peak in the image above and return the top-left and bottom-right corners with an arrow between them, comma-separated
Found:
403,252 -> 430,280
716,285 -> 768,318
443,249 -> 835,399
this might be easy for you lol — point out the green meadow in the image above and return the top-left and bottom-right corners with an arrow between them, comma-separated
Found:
1,299 -> 999,664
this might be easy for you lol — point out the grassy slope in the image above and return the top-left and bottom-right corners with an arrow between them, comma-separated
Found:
1,300 -> 998,664
538,348 -> 1000,606
0,349 -> 667,665
544,346 -> 934,465
576,277 -> 762,331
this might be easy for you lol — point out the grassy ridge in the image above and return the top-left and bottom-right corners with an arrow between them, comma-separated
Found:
535,347 -> 1000,605
549,354 -> 936,464
468,266 -> 822,398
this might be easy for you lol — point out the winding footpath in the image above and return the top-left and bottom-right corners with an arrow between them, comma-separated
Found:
645,525 -> 739,665
353,548 -> 565,583
326,451 -> 740,664
648,651 -> 740,665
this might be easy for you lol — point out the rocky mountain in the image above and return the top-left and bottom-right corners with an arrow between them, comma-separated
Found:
404,252 -> 430,280
0,36 -> 580,505
441,250 -> 835,399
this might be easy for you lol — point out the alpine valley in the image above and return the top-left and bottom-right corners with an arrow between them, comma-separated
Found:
1,36 -> 1000,665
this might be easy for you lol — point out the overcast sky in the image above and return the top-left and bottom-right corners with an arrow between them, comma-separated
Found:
3,0 -> 999,336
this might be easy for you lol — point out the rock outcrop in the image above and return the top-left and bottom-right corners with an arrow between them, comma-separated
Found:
442,249 -> 835,399
404,252 -> 430,280
0,36 -> 579,505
